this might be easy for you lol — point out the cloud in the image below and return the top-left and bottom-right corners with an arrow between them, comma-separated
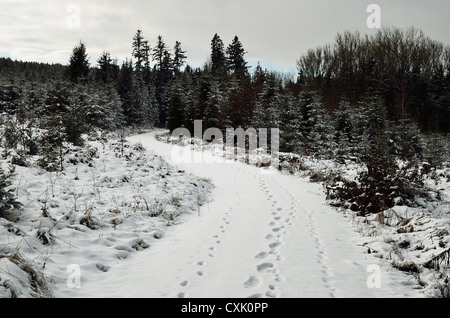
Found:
1,0 -> 449,72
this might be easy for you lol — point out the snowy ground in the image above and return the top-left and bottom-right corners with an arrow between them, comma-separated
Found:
0,131 -> 212,298
1,130 -> 448,298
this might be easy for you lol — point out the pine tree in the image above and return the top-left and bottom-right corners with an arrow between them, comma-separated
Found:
0,166 -> 22,220
226,36 -> 249,81
0,83 -> 20,114
142,41 -> 152,85
68,42 -> 90,84
117,59 -> 141,125
23,82 -> 46,119
305,96 -> 335,158
152,35 -> 168,71
154,48 -> 173,127
210,34 -> 227,78
183,67 -> 201,133
203,79 -> 224,130
132,30 -> 148,75
334,100 -> 355,158
252,73 -> 281,130
143,83 -> 159,127
280,93 -> 304,153
387,117 -> 425,161
83,86 -> 114,129
424,133 -> 449,168
173,41 -> 187,73
64,85 -> 88,146
38,114 -> 67,172
97,51 -> 119,85
44,81 -> 70,115
166,80 -> 186,132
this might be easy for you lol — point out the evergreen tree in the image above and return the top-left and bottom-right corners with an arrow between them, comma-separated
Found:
166,80 -> 186,132
64,85 -> 88,146
23,82 -> 46,119
152,35 -> 168,71
0,166 -> 22,220
183,67 -> 202,133
252,63 -> 267,88
117,59 -> 141,125
295,90 -> 316,154
226,36 -> 249,80
210,34 -> 227,77
358,97 -> 394,174
68,42 -> 90,84
38,114 -> 67,172
387,117 -> 425,161
97,51 -> 119,85
204,79 -> 224,130
142,41 -> 152,85
144,83 -> 159,127
305,96 -> 335,158
173,41 -> 187,73
280,93 -> 304,153
154,49 -> 174,127
252,73 -> 281,130
132,30 -> 148,74
334,100 -> 355,158
424,133 -> 449,168
83,85 -> 124,130
44,82 -> 70,115
0,83 -> 20,114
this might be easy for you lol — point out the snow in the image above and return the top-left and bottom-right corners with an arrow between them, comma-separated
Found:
0,131 -> 212,298
2,130 -> 448,298
112,131 -> 423,298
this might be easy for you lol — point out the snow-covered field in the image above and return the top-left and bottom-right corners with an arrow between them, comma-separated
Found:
0,131 -> 213,298
1,130 -> 449,298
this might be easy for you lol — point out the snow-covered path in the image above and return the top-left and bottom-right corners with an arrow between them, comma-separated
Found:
79,132 -> 421,298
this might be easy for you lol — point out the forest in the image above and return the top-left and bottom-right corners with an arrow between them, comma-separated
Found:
0,27 -> 449,216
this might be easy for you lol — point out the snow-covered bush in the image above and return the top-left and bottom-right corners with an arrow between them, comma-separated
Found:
0,166 -> 22,221
326,161 -> 432,216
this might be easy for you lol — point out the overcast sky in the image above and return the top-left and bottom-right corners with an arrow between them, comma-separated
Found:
1,0 -> 449,73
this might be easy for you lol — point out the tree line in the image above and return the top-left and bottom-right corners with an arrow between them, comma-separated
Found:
0,27 -> 449,216
0,27 -> 448,164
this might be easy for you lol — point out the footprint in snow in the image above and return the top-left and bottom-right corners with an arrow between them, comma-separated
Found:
244,276 -> 260,288
265,290 -> 277,298
269,242 -> 282,249
247,293 -> 264,298
257,263 -> 274,272
96,264 -> 110,272
255,251 -> 268,259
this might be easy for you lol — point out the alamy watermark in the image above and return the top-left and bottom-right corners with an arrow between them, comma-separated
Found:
366,264 -> 381,289
67,4 -> 81,29
367,4 -> 381,29
66,264 -> 81,289
170,120 -> 280,170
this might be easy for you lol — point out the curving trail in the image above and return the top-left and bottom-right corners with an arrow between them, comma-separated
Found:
79,132 -> 419,298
